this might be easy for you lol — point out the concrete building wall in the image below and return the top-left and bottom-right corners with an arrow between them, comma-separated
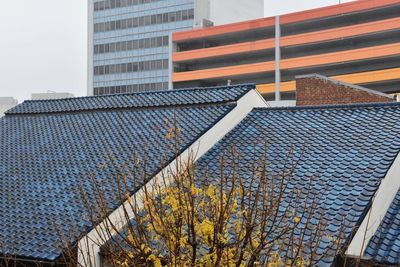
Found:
296,75 -> 395,106
194,0 -> 264,27
31,92 -> 74,100
209,0 -> 264,25
0,97 -> 18,117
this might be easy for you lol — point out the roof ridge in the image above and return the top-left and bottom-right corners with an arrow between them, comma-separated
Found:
5,84 -> 255,115
21,83 -> 256,104
257,101 -> 400,112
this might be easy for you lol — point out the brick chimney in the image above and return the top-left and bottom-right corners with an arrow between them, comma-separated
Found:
296,74 -> 395,106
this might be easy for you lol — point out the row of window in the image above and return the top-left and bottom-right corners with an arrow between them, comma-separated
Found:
94,35 -> 168,54
94,9 -> 194,32
94,0 -> 163,11
94,59 -> 168,75
94,82 -> 168,95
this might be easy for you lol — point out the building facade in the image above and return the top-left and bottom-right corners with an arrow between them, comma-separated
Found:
172,0 -> 400,100
31,92 -> 74,100
88,0 -> 264,96
0,97 -> 18,117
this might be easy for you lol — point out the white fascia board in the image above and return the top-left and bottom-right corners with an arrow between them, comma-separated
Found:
346,152 -> 400,257
77,89 -> 267,267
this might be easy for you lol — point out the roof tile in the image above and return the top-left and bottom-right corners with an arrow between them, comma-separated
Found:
195,103 -> 400,265
0,85 -> 250,261
365,189 -> 400,265
5,84 -> 253,115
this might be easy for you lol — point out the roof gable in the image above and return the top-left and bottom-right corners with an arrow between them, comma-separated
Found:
0,84 -> 254,261
195,102 -> 400,265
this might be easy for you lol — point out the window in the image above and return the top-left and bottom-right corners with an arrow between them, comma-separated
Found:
154,60 -> 161,70
182,10 -> 188,20
151,15 -> 157,25
144,16 -> 151,26
133,39 -> 139,49
127,40 -> 133,50
163,36 -> 169,46
110,65 -> 117,73
105,22 -> 112,31
121,64 -> 127,73
188,9 -> 194,19
127,63 -> 133,72
94,82 -> 166,95
110,43 -> 116,53
95,59 -> 168,76
169,12 -> 176,22
176,11 -> 182,21
139,17 -> 145,26
150,60 -> 156,70
116,64 -> 121,73
120,19 -> 127,29
116,42 -> 121,52
156,37 -> 162,47
115,20 -> 121,30
132,18 -> 139,27
163,59 -> 168,68
156,14 -> 163,24
94,9 -> 195,32
144,38 -> 150,48
94,0 -> 163,12
162,13 -> 168,23
120,41 -> 127,51
121,0 -> 128,7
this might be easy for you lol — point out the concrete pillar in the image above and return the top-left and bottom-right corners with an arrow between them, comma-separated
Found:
275,15 -> 281,101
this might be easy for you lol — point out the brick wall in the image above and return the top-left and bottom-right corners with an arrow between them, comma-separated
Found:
296,74 -> 395,106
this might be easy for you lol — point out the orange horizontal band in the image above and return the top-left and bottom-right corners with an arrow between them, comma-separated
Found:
173,43 -> 400,82
173,38 -> 275,62
281,16 -> 400,47
173,61 -> 275,82
173,17 -> 400,63
280,43 -> 399,70
172,17 -> 275,42
257,82 -> 296,94
172,0 -> 400,42
256,68 -> 400,94
280,0 -> 400,24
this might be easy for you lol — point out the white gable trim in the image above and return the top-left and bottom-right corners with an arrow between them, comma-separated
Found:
77,89 -> 267,267
346,152 -> 400,257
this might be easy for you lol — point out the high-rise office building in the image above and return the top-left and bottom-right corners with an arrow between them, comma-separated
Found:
88,0 -> 264,96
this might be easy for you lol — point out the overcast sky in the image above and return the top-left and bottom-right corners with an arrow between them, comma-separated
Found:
0,0 -> 354,102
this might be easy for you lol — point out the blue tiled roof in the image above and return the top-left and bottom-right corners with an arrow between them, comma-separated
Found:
365,189 -> 400,265
195,102 -> 400,266
0,85 -> 250,261
5,84 -> 253,115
